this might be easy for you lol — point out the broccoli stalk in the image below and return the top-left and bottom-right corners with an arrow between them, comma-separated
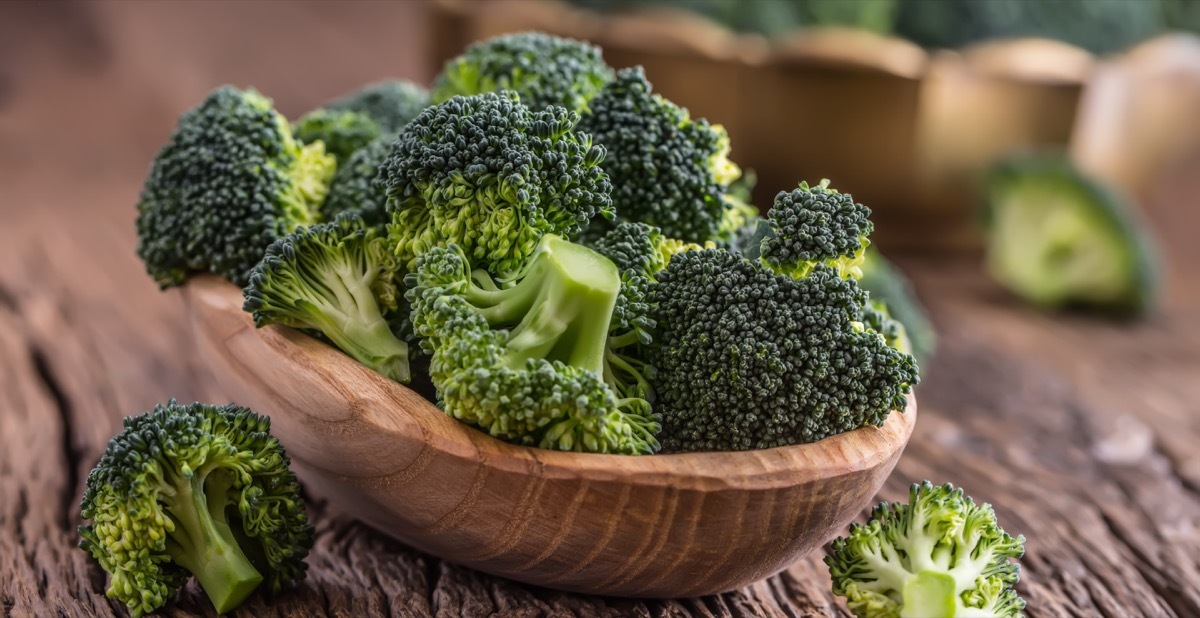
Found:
825,482 -> 1026,618
79,401 -> 313,617
243,214 -> 411,383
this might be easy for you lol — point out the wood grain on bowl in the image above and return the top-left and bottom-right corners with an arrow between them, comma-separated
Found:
182,275 -> 916,599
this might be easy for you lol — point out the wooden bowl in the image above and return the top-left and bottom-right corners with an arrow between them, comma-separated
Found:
182,275 -> 916,598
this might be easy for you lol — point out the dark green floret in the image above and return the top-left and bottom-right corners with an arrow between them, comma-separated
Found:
243,214 -> 411,383
135,86 -> 336,288
380,92 -> 612,278
983,153 -> 1160,317
826,481 -> 1026,618
433,31 -> 613,114
79,401 -> 313,618
577,66 -> 744,244
293,108 -> 381,161
760,179 -> 873,280
322,137 -> 392,226
406,234 -> 659,454
324,79 -> 432,135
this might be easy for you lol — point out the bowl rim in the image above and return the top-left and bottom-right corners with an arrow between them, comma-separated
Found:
186,275 -> 917,493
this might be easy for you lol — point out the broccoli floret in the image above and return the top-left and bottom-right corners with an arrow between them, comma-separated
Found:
577,67 -> 745,244
380,92 -> 612,278
983,153 -> 1160,316
243,214 -> 411,383
79,401 -> 313,618
826,482 -> 1026,618
433,32 -> 613,114
324,79 -> 432,136
135,86 -> 336,288
859,247 -> 937,364
759,179 -> 873,280
406,234 -> 659,454
292,108 -> 381,161
322,137 -> 392,226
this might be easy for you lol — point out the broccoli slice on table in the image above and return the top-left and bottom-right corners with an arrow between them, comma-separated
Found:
135,86 -> 336,288
984,153 -> 1160,317
407,234 -> 659,455
826,481 -> 1026,618
243,213 -> 411,383
79,401 -> 313,618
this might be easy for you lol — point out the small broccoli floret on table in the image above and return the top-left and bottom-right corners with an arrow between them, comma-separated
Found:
380,92 -> 612,278
243,213 -> 411,383
79,401 -> 313,618
433,32 -> 613,114
577,67 -> 745,244
406,234 -> 659,454
760,179 -> 873,280
322,137 -> 392,226
984,153 -> 1160,317
826,481 -> 1026,618
292,108 -> 381,161
324,79 -> 431,136
135,86 -> 336,288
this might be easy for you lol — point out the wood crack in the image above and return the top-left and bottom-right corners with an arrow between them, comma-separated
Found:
30,348 -> 80,534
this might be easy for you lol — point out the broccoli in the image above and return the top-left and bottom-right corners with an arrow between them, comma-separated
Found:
380,92 -> 612,278
826,482 -> 1026,618
324,79 -> 432,136
322,137 -> 392,226
243,213 -> 411,383
135,86 -> 336,288
432,32 -> 613,114
292,108 -> 381,161
983,153 -> 1160,316
859,247 -> 937,364
576,66 -> 744,244
649,181 -> 918,452
406,234 -> 659,454
79,401 -> 313,618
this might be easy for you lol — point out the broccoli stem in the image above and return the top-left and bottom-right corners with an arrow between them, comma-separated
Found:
901,571 -> 958,618
164,470 -> 263,613
305,304 -> 411,383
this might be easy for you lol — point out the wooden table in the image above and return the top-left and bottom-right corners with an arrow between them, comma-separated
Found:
3,3 -> 1199,616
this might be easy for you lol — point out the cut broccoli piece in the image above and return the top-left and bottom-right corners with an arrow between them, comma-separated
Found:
826,482 -> 1026,618
577,67 -> 745,244
324,79 -> 431,136
135,86 -> 336,288
433,32 -> 613,114
859,247 -> 937,364
321,137 -> 392,226
984,153 -> 1160,316
292,108 -> 381,161
79,401 -> 313,618
760,179 -> 873,280
380,92 -> 612,278
406,234 -> 659,454
243,213 -> 411,383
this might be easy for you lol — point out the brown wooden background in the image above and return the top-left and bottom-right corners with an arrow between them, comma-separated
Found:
2,2 -> 1199,616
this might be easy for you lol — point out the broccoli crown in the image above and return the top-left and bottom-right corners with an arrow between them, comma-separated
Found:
760,179 -> 873,280
859,247 -> 937,364
135,86 -> 336,288
244,213 -> 411,383
380,92 -> 612,277
325,79 -> 432,135
432,31 -> 613,114
825,482 -> 1026,618
293,108 -> 381,161
406,235 -> 659,454
984,153 -> 1161,316
577,66 -> 742,243
322,137 -> 393,226
79,401 -> 313,618
650,249 -> 918,452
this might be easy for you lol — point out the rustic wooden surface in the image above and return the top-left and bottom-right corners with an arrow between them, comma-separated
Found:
2,2 -> 1199,617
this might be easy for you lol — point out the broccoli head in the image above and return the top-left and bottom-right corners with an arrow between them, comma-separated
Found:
243,213 -> 411,383
433,32 -> 613,114
325,79 -> 432,136
406,234 -> 659,454
826,482 -> 1026,618
577,67 -> 744,244
983,153 -> 1160,316
135,86 -> 336,288
322,137 -> 392,226
380,92 -> 612,278
759,179 -> 873,280
79,401 -> 313,617
292,108 -> 381,161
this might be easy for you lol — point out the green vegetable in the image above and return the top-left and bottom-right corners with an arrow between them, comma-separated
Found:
321,137 -> 392,226
983,153 -> 1160,316
406,234 -> 659,454
324,79 -> 431,136
826,481 -> 1026,618
243,213 -> 411,383
859,247 -> 937,364
380,91 -> 612,278
433,32 -> 613,114
759,178 -> 872,280
292,108 -> 381,161
79,401 -> 313,618
135,86 -> 336,288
